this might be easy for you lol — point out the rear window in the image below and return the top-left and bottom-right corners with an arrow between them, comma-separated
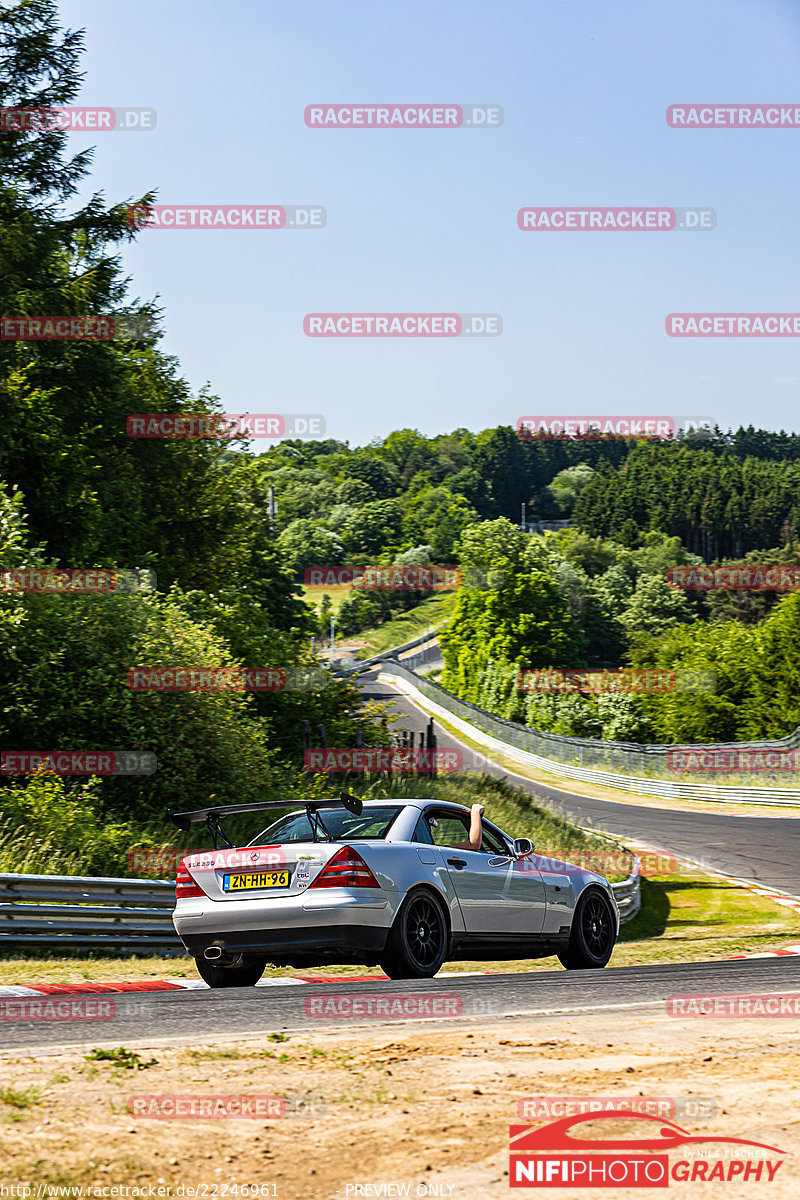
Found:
249,805 -> 402,845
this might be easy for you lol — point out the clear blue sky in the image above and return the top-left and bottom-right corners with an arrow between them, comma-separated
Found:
58,0 -> 800,444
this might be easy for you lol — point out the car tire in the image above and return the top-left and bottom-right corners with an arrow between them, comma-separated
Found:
557,888 -> 616,970
194,953 -> 268,988
379,889 -> 449,979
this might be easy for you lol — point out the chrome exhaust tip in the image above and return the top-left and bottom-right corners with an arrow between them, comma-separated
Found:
204,945 -> 223,961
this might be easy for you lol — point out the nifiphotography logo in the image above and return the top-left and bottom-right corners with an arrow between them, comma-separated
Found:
509,1111 -> 786,1187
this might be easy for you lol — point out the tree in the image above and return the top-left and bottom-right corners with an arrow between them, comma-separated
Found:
339,455 -> 399,499
376,428 -> 429,474
471,426 -> 529,519
619,575 -> 695,643
394,544 -> 434,568
0,2 -> 383,820
629,618 -> 756,743
403,487 -> 478,559
276,520 -> 344,577
0,590 -> 276,814
524,693 -> 603,737
539,464 -> 595,517
553,529 -> 619,577
337,478 -> 376,506
740,593 -> 800,739
440,563 -> 584,702
340,501 -> 404,556
455,517 -> 528,580
574,439 -> 800,559
0,0 -> 266,590
447,466 -> 494,516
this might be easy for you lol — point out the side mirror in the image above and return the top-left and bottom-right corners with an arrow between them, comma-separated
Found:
513,838 -> 535,857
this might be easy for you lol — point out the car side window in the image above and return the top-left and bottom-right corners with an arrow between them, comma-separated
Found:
412,815 -> 435,845
426,813 -> 472,848
480,824 -> 511,855
420,810 -> 509,854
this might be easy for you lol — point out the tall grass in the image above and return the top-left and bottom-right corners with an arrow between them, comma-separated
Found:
353,772 -> 623,862
0,768 -> 626,880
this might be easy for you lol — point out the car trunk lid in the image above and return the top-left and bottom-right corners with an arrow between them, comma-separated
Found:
180,842 -> 341,901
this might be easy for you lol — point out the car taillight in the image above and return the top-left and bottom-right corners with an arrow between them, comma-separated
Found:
176,861 -> 204,899
309,846 -> 380,889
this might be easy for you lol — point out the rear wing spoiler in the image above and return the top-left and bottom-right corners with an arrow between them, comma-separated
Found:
169,793 -> 364,848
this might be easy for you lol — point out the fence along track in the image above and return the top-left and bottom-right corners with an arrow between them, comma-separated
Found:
380,660 -> 800,806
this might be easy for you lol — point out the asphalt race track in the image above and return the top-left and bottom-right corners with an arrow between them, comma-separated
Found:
362,666 -> 800,897
4,662 -> 799,1058
3,957 -> 799,1054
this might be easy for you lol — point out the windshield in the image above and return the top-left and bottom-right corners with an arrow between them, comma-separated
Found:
248,804 -> 403,845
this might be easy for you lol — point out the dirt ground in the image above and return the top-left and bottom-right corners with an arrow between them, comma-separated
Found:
1,1003 -> 798,1198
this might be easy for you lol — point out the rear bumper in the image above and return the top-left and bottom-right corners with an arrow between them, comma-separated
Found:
173,888 -> 395,964
178,923 -> 389,960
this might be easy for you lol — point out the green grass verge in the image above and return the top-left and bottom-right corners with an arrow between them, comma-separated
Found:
301,583 -> 352,617
614,870 -> 800,963
301,585 -> 452,657
355,592 -> 454,658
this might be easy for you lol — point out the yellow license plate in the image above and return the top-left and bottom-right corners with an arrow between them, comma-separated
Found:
223,870 -> 290,892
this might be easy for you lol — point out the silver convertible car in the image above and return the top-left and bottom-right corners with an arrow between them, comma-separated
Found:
170,795 -> 619,987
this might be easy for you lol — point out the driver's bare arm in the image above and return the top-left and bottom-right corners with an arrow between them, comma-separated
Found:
451,803 -> 485,851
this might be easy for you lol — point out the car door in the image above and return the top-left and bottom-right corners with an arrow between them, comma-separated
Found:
424,809 -> 546,934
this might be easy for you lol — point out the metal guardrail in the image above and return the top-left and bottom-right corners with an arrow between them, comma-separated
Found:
380,661 -> 800,806
335,626 -> 447,676
399,641 -> 443,674
0,852 -> 640,955
0,872 -> 182,953
611,858 -> 641,924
